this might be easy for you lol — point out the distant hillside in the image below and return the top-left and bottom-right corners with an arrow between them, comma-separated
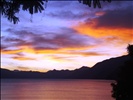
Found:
1,68 -> 45,79
44,66 -> 91,79
88,55 -> 130,79
44,55 -> 130,79
1,55 -> 130,80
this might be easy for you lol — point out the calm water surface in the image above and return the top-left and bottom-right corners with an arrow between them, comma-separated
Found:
1,79 -> 114,100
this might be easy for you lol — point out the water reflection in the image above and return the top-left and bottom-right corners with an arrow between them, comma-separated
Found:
1,79 -> 114,100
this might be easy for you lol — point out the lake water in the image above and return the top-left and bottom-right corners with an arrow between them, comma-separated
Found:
1,79 -> 114,100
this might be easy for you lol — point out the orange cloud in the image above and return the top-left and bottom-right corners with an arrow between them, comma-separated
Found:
73,7 -> 133,44
12,56 -> 35,61
95,11 -> 105,16
78,52 -> 106,56
73,23 -> 133,43
16,66 -> 30,70
1,49 -> 22,54
1,44 -> 105,62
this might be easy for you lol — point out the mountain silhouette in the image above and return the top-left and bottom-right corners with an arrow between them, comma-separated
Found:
88,55 -> 130,79
1,55 -> 130,79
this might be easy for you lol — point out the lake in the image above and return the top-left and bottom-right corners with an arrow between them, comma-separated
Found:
1,79 -> 114,100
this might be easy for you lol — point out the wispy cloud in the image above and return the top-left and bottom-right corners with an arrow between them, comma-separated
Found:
12,56 -> 36,61
16,66 -> 30,71
47,10 -> 88,20
1,26 -> 100,55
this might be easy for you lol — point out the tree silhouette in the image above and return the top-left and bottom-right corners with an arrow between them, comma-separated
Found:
111,44 -> 133,100
1,0 -> 111,24
79,0 -> 111,8
1,0 -> 47,24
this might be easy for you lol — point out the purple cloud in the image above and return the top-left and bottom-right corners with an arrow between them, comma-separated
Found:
1,27 -> 99,52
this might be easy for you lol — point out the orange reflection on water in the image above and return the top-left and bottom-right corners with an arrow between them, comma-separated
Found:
1,79 -> 114,100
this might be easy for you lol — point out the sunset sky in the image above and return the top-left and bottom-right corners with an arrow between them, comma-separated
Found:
1,1 -> 133,72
